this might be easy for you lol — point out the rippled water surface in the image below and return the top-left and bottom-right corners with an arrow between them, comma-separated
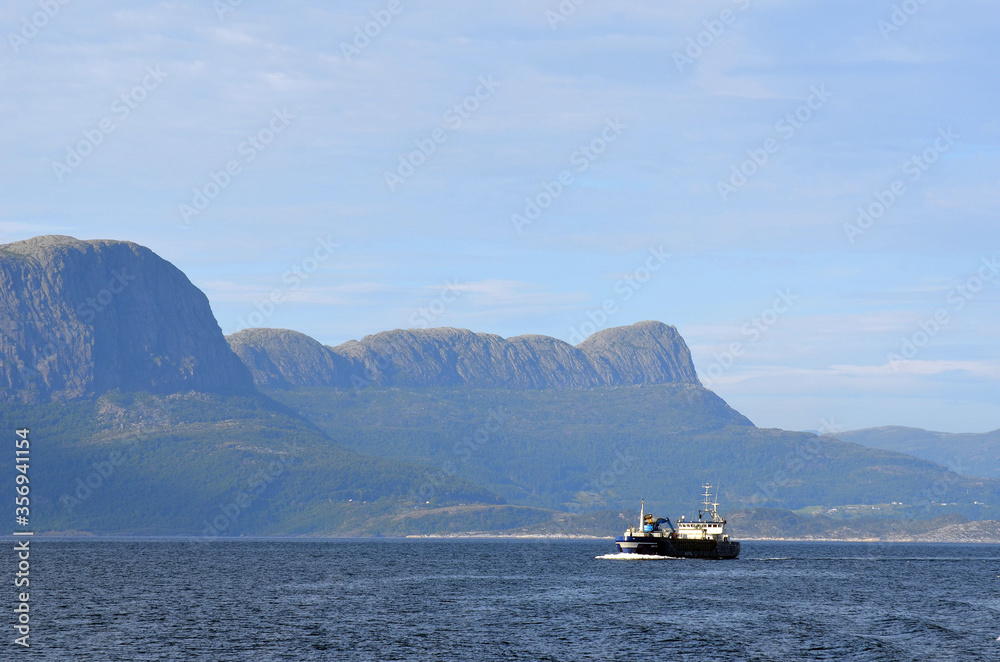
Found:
11,539 -> 1000,660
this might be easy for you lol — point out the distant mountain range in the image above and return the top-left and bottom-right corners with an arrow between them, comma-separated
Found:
833,427 -> 1000,480
2,235 -> 998,538
227,321 -> 700,390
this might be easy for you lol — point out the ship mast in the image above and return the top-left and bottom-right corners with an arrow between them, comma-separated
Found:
700,483 -> 724,523
701,483 -> 721,522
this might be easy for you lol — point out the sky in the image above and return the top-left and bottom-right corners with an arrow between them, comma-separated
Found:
1,0 -> 998,433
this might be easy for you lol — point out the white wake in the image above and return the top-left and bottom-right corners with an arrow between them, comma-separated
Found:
595,553 -> 684,560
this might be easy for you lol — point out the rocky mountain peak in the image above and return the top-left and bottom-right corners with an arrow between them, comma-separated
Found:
576,320 -> 699,385
0,235 -> 255,402
228,321 -> 701,390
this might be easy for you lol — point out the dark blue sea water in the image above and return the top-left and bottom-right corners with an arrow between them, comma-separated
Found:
7,539 -> 1000,661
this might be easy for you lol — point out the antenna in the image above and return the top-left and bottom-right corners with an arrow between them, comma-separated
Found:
700,483 -> 712,522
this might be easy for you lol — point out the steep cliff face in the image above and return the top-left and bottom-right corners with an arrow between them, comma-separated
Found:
0,235 -> 255,402
576,320 -> 700,385
0,234 -> 701,401
227,321 -> 701,390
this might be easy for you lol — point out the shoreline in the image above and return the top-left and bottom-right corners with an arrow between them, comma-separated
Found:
19,532 -> 1000,544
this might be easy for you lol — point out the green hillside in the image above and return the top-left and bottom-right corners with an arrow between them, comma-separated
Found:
3,391 -> 499,536
8,384 -> 999,537
835,426 -> 1000,479
267,383 -> 1000,518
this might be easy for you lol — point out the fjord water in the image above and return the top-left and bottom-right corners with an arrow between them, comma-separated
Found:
18,539 -> 1000,661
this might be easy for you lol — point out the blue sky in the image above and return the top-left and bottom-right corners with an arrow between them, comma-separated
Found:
2,0 -> 998,433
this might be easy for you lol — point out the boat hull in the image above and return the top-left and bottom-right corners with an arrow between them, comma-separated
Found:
614,534 -> 740,559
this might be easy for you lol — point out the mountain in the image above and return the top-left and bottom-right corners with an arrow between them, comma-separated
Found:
226,320 -> 700,390
834,426 -> 1000,480
267,384 -> 1000,521
227,328 -> 357,389
0,235 -> 254,402
0,391 -> 500,536
4,234 -> 999,538
0,236 -> 499,535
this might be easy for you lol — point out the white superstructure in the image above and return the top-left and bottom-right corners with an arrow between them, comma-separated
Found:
674,484 -> 729,541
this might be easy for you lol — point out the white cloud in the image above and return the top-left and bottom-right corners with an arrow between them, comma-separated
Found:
830,359 -> 1000,379
447,279 -> 584,308
201,280 -> 389,305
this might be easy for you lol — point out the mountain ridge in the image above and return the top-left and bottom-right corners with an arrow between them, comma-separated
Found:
4,234 -> 999,538
227,321 -> 701,391
834,426 -> 1000,480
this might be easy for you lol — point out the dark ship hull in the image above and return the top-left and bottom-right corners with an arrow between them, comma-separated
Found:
613,486 -> 740,559
614,533 -> 740,559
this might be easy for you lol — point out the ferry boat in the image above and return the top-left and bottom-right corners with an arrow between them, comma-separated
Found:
614,484 -> 740,559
